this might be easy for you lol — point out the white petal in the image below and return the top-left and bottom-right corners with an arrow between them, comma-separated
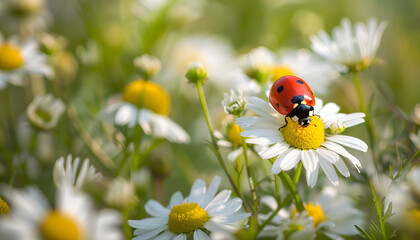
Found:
135,226 -> 167,240
201,176 -> 221,208
334,158 -> 350,177
258,143 -> 289,159
326,135 -> 368,152
154,231 -> 174,240
128,217 -> 168,229
316,148 -> 339,164
207,198 -> 243,216
169,192 -> 184,208
173,234 -> 187,240
322,141 -> 362,171
145,200 -> 170,217
271,149 -> 301,174
194,229 -> 211,240
227,148 -> 243,162
318,158 -> 339,186
206,190 -> 231,211
316,102 -> 340,119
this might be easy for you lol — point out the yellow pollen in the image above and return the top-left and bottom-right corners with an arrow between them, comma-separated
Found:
0,197 -> 10,216
168,202 -> 209,234
272,65 -> 294,81
227,122 -> 243,147
281,115 -> 324,150
39,211 -> 81,240
122,80 -> 170,115
0,44 -> 24,71
305,202 -> 327,228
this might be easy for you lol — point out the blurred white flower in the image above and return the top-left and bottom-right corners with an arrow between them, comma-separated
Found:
0,185 -> 123,240
271,49 -> 344,94
26,94 -> 65,130
236,97 -> 367,187
238,46 -> 275,83
310,18 -> 387,72
410,129 -> 420,149
133,54 -> 161,79
53,155 -> 102,190
76,39 -> 101,66
222,89 -> 246,116
0,0 -> 51,37
0,33 -> 52,89
100,80 -> 190,143
128,176 -> 250,239
105,177 -> 137,209
260,187 -> 364,239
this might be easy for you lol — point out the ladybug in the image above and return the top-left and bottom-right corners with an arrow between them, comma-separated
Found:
269,75 -> 315,127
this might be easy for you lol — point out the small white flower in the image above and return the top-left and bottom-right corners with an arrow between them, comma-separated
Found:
260,187 -> 364,239
133,54 -> 161,78
100,80 -> 190,143
214,117 -> 249,162
128,176 -> 251,239
328,118 -> 346,135
0,185 -> 123,240
105,177 -> 137,209
26,94 -> 65,130
222,89 -> 246,116
238,46 -> 275,83
271,49 -> 344,94
0,33 -> 52,89
236,97 -> 367,187
310,18 -> 387,71
53,155 -> 102,190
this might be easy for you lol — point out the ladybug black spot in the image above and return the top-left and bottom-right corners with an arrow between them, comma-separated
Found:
296,80 -> 304,84
277,85 -> 284,93
276,103 -> 279,108
291,95 -> 304,104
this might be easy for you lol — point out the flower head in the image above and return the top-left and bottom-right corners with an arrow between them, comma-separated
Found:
236,97 -> 367,187
128,176 -> 250,239
105,177 -> 137,210
185,61 -> 207,84
310,18 -> 387,72
133,54 -> 161,79
53,155 -> 102,190
26,94 -> 65,130
0,185 -> 123,240
0,33 -> 52,88
239,46 -> 275,83
222,89 -> 246,116
100,80 -> 190,143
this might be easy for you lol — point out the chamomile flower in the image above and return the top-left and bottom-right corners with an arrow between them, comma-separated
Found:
215,117 -> 248,162
271,49 -> 343,94
53,155 -> 102,190
0,185 -> 123,240
310,18 -> 387,72
260,187 -> 363,239
238,46 -> 275,84
26,94 -> 65,130
0,33 -> 52,89
221,89 -> 246,116
101,79 -> 190,143
128,176 -> 251,239
236,97 -> 367,187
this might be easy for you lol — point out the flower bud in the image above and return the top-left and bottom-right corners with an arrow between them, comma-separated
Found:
221,89 -> 246,116
148,155 -> 172,179
133,54 -> 161,79
328,118 -> 346,135
185,61 -> 207,84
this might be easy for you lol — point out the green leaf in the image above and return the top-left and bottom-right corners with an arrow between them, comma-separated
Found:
355,225 -> 373,240
383,202 -> 393,221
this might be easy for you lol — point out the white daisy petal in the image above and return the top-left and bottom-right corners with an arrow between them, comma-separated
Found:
173,234 -> 187,240
145,200 -> 171,217
194,229 -> 211,240
207,198 -> 243,216
322,141 -> 362,171
258,143 -> 289,159
316,148 -> 339,164
227,148 -> 243,162
271,149 -> 300,174
327,135 -> 368,152
169,192 -> 184,208
334,158 -> 350,177
319,158 -> 339,186
135,225 -> 167,240
128,217 -> 168,229
154,231 -> 174,240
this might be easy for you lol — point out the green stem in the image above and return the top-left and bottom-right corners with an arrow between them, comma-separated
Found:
131,126 -> 143,171
122,208 -> 133,240
242,137 -> 257,203
278,171 -> 304,212
293,162 -> 302,184
369,181 -> 388,240
115,141 -> 131,177
354,72 -> 378,170
195,80 -> 252,212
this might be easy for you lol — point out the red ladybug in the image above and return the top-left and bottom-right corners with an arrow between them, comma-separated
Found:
269,75 -> 315,127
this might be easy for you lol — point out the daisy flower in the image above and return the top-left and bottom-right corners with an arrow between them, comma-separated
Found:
221,89 -> 246,116
0,33 -> 52,89
238,46 -> 275,84
310,18 -> 387,72
215,117 -> 248,162
271,49 -> 343,94
26,94 -> 65,130
128,176 -> 251,239
105,177 -> 137,210
0,185 -> 123,240
53,155 -> 102,190
259,187 -> 364,239
100,79 -> 190,143
236,96 -> 368,187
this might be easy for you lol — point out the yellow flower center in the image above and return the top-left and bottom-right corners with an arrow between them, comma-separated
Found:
168,202 -> 209,234
227,122 -> 243,147
281,116 -> 324,150
272,65 -> 294,81
0,197 -> 10,216
122,80 -> 170,115
39,211 -> 81,240
305,202 -> 327,228
0,44 -> 24,71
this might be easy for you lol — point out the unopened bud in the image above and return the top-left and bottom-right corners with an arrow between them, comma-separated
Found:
133,54 -> 161,79
185,61 -> 207,84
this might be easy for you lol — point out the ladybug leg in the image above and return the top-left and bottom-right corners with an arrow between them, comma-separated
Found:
278,117 -> 288,130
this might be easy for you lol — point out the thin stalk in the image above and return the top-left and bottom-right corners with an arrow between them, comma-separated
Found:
354,72 -> 378,169
195,80 -> 252,212
131,126 -> 143,171
278,171 -> 304,212
242,137 -> 257,203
